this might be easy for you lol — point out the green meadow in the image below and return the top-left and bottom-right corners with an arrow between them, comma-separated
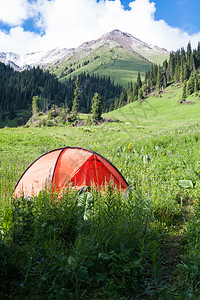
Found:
1,84 -> 200,298
56,47 -> 152,87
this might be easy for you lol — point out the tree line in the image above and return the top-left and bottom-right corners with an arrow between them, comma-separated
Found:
0,63 -> 123,121
119,42 -> 200,105
32,77 -> 104,125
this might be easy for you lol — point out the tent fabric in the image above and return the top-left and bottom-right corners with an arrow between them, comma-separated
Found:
14,147 -> 129,198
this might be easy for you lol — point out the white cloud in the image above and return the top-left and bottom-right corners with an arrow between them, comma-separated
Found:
0,27 -> 43,53
0,0 -> 34,26
0,0 -> 200,54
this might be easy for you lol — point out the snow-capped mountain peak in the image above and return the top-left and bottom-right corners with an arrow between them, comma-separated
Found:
0,30 -> 169,70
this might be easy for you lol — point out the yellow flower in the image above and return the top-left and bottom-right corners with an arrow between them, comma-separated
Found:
128,143 -> 132,150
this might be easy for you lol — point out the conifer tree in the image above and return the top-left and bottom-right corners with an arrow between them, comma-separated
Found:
136,72 -> 142,88
32,96 -> 39,115
194,72 -> 199,96
119,90 -> 128,107
91,92 -> 103,121
175,65 -> 180,82
182,81 -> 187,100
190,54 -> 196,72
138,88 -> 144,100
156,66 -> 162,91
180,47 -> 186,64
180,62 -> 185,83
184,64 -> 190,81
187,73 -> 195,95
168,52 -> 175,81
162,72 -> 167,89
71,77 -> 80,121
196,42 -> 200,65
187,42 -> 192,67
127,82 -> 133,103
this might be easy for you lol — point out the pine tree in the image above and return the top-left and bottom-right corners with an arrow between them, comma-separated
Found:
136,72 -> 142,88
127,82 -> 133,103
194,72 -> 199,96
138,88 -> 144,100
175,64 -> 180,83
187,42 -> 192,67
119,90 -> 128,107
190,54 -> 196,72
71,77 -> 80,121
156,66 -> 162,91
187,73 -> 195,95
162,72 -> 167,89
184,64 -> 190,81
91,92 -> 103,121
182,81 -> 187,100
196,42 -> 200,65
168,52 -> 175,81
180,61 -> 185,83
32,96 -> 39,115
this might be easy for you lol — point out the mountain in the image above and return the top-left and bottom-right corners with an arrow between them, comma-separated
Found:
0,30 -> 169,86
0,52 -> 21,71
53,29 -> 170,86
0,48 -> 75,71
92,30 -> 169,63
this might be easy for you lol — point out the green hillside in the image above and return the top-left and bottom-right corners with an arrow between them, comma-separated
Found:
52,30 -> 170,87
106,83 -> 200,129
53,46 -> 152,87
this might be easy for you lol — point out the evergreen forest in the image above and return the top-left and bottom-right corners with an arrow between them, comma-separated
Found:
0,64 -> 123,126
122,42 -> 200,104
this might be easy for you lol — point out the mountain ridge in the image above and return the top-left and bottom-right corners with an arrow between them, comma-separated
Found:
0,29 -> 169,72
53,29 -> 169,86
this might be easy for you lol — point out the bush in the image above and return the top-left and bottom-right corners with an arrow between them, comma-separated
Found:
46,120 -> 53,127
1,187 -> 163,299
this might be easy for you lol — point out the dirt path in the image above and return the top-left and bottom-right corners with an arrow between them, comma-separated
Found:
161,233 -> 184,282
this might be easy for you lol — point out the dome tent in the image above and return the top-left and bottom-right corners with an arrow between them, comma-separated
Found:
14,147 -> 128,198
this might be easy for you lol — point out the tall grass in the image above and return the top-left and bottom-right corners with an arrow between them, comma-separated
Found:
1,91 -> 200,297
0,187 -> 163,299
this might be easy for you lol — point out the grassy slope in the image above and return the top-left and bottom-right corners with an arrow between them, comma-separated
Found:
139,49 -> 169,65
106,83 -> 200,129
1,83 -> 200,193
54,46 -> 152,87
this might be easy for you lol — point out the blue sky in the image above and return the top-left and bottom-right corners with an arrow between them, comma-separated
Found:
121,0 -> 200,34
0,0 -> 200,54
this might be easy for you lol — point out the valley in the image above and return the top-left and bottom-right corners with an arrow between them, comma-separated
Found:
1,28 -> 200,299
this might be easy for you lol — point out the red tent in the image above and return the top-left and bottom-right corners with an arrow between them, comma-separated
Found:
14,147 -> 128,197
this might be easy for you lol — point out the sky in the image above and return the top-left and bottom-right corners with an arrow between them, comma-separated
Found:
0,0 -> 200,54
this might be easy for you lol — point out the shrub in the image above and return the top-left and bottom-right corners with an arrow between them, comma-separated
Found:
0,188 -> 163,299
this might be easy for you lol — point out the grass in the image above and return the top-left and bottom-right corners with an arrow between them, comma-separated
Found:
107,83 -> 200,125
54,46 -> 152,87
1,84 -> 200,298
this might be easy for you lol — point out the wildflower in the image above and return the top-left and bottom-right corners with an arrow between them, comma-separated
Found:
128,143 -> 132,150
